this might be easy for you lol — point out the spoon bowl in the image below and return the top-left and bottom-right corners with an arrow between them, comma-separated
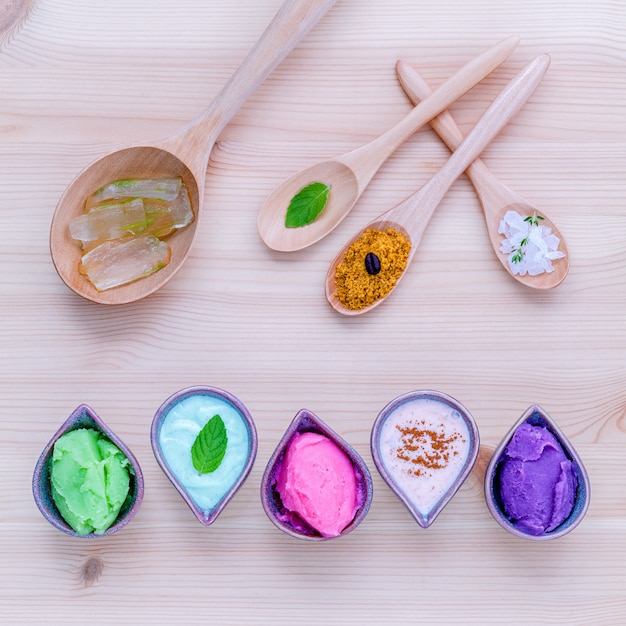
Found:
257,35 -> 521,252
326,216 -> 413,316
50,146 -> 201,304
257,161 -> 360,252
49,0 -> 339,304
396,60 -> 569,289
326,54 -> 551,315
490,202 -> 569,289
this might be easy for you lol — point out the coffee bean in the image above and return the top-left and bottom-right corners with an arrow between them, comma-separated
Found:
364,252 -> 381,275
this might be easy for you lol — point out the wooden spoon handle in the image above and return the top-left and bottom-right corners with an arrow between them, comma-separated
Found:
165,0 -> 338,175
396,59 -> 520,214
396,60 -> 492,177
340,35 -> 520,188
393,54 -> 551,240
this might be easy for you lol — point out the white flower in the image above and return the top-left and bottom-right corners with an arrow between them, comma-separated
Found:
498,210 -> 565,276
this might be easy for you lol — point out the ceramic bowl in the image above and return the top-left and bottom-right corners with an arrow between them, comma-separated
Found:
261,408 -> 373,541
151,386 -> 257,526
484,405 -> 590,541
32,404 -> 144,537
371,390 -> 480,528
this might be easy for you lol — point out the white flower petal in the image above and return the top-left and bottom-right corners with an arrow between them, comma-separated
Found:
500,211 -> 566,277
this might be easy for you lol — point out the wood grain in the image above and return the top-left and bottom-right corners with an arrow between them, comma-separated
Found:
0,0 -> 31,37
1,0 -> 626,624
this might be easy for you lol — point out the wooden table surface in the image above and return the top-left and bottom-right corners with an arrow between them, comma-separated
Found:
1,0 -> 625,624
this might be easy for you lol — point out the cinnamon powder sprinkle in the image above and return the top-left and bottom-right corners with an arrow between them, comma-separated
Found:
334,228 -> 411,310
395,420 -> 466,478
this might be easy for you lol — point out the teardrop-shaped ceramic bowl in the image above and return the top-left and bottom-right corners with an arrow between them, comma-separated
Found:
151,386 -> 257,526
32,404 -> 144,537
485,405 -> 590,541
261,408 -> 373,541
371,390 -> 480,528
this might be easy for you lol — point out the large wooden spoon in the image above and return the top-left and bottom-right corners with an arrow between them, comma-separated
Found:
50,0 -> 338,305
325,54 -> 551,316
257,35 -> 520,252
396,59 -> 569,289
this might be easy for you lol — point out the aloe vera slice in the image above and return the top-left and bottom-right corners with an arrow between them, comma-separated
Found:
80,235 -> 171,291
144,184 -> 194,238
70,198 -> 147,243
86,177 -> 182,208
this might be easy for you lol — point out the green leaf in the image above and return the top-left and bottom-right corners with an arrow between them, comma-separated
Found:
191,414 -> 228,474
285,182 -> 331,228
523,212 -> 545,227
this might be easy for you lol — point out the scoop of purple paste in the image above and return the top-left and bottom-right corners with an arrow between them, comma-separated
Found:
499,422 -> 577,535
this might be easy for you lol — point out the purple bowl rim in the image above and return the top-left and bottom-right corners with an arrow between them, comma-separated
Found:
32,403 -> 144,538
260,408 -> 373,542
484,404 -> 591,541
150,385 -> 258,526
370,389 -> 480,528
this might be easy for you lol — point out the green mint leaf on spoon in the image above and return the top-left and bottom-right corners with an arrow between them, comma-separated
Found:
285,182 -> 331,228
191,414 -> 228,474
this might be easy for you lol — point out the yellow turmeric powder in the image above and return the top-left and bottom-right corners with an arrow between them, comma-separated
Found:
334,228 -> 411,310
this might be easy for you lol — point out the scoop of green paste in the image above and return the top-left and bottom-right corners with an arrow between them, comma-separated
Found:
50,428 -> 131,535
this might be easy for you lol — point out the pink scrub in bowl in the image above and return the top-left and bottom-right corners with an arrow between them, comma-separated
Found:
261,409 -> 372,541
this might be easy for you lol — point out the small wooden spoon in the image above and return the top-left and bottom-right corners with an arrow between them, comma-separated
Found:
325,54 -> 551,316
396,59 -> 569,289
257,35 -> 521,252
50,0 -> 338,305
